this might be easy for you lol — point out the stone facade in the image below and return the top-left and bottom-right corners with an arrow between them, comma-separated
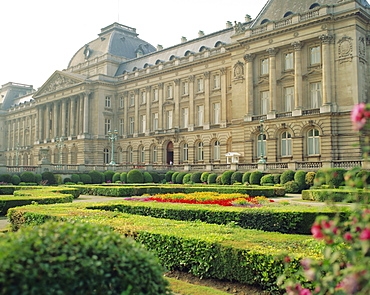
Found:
0,0 -> 369,171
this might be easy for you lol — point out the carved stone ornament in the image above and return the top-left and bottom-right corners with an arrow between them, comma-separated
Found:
338,36 -> 353,64
40,74 -> 80,95
233,21 -> 245,35
359,37 -> 366,58
319,34 -> 334,44
243,54 -> 255,63
291,41 -> 303,51
233,61 -> 244,79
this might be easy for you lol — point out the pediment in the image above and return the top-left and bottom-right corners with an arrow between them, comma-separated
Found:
34,71 -> 86,97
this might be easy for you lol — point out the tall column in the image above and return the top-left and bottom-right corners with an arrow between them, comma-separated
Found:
267,48 -> 278,113
134,89 -> 139,135
123,92 -> 128,136
203,72 -> 210,129
146,87 -> 151,134
61,100 -> 67,137
158,83 -> 164,130
53,102 -> 59,138
188,76 -> 194,131
69,97 -> 76,136
220,68 -> 227,127
319,34 -> 334,105
244,54 -> 255,117
292,41 -> 303,109
174,79 -> 180,129
83,92 -> 90,134
38,106 -> 44,141
45,104 -> 51,140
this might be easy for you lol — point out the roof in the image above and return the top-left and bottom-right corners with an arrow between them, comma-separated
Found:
0,82 -> 35,110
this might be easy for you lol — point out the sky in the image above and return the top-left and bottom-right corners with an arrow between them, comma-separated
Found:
0,0 -> 265,90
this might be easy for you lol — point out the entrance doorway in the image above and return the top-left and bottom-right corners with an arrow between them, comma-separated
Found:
166,141 -> 174,164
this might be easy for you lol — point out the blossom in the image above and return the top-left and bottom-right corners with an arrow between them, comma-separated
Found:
344,232 -> 353,241
311,223 -> 324,239
351,103 -> 370,130
359,228 -> 370,240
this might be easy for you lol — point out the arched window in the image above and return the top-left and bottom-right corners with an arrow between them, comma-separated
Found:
283,11 -> 293,18
182,143 -> 188,162
197,142 -> 204,161
139,146 -> 145,163
257,134 -> 267,159
213,141 -> 221,161
309,3 -> 320,9
127,147 -> 133,163
308,128 -> 320,155
103,148 -> 110,164
281,131 -> 292,156
261,19 -> 270,25
151,145 -> 158,163
71,146 -> 78,164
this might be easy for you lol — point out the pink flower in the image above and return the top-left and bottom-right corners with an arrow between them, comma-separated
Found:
351,103 -> 370,130
344,232 -> 353,241
359,228 -> 370,240
311,223 -> 324,239
299,289 -> 312,295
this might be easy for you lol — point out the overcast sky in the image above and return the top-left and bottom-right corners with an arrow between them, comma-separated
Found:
0,0 -> 264,89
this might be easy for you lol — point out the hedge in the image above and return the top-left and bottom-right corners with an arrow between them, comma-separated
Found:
7,203 -> 324,292
127,169 -> 144,183
302,189 -> 370,203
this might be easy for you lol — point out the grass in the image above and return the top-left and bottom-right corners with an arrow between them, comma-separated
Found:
167,278 -> 230,295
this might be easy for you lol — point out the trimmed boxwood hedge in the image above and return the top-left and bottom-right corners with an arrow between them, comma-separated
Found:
302,188 -> 370,203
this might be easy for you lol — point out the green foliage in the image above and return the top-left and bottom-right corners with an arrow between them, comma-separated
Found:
325,168 -> 347,188
0,174 -> 12,183
280,170 -> 295,184
171,172 -> 179,184
143,172 -> 153,183
302,188 -> 370,203
88,170 -> 103,184
80,174 -> 92,184
127,169 -> 144,184
260,174 -> 274,185
250,171 -> 262,185
103,170 -> 115,182
71,174 -> 80,184
294,171 -> 307,191
149,172 -> 160,183
55,174 -> 63,185
283,181 -> 300,193
231,172 -> 243,184
200,172 -> 210,183
242,172 -> 251,184
165,171 -> 175,182
112,173 -> 121,183
221,171 -> 234,185
120,172 -> 127,183
273,174 -> 281,184
0,221 -> 170,295
305,172 -> 315,187
11,175 -> 20,185
314,169 -> 327,187
20,172 -> 35,183
191,172 -> 203,183
175,172 -> 187,184
42,172 -> 56,185
207,173 -> 218,184
35,174 -> 42,184
64,177 -> 72,184
216,175 -> 222,185
183,173 -> 192,184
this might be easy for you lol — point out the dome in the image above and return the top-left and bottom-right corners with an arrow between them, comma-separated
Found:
67,23 -> 156,68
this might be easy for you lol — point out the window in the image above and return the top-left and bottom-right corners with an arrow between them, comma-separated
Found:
105,96 -> 111,108
281,131 -> 292,156
129,117 -> 134,134
310,82 -> 321,108
261,58 -> 269,75
182,107 -> 189,128
213,74 -> 220,89
129,93 -> 135,106
127,147 -> 133,163
141,91 -> 146,104
213,102 -> 220,124
166,110 -> 173,129
182,143 -> 188,162
166,84 -> 173,98
284,87 -> 294,112
103,148 -> 110,164
285,52 -> 293,70
104,119 -> 111,135
308,128 -> 320,155
152,113 -> 158,131
152,146 -> 157,163
140,115 -> 146,133
197,105 -> 204,126
119,96 -> 124,108
197,77 -> 204,92
214,141 -> 221,160
182,81 -> 188,95
153,88 -> 159,101
119,118 -> 124,135
197,142 -> 204,161
139,146 -> 145,163
257,134 -> 267,158
261,91 -> 269,114
310,46 -> 321,65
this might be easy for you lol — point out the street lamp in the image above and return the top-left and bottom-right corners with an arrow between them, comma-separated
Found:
258,120 -> 266,164
15,143 -> 20,166
107,129 -> 119,165
55,137 -> 65,165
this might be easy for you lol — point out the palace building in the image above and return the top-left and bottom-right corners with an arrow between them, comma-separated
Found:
1,0 -> 369,172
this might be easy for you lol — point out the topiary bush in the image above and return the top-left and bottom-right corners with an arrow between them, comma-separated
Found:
249,171 -> 262,185
165,171 -> 175,183
191,172 -> 203,183
231,172 -> 243,184
314,169 -> 327,187
42,172 -> 56,185
283,180 -> 300,193
64,177 -> 72,184
305,171 -> 316,188
112,173 -> 121,183
103,170 -> 115,183
182,173 -> 192,184
325,168 -> 347,188
143,172 -> 153,183
71,174 -> 80,184
11,175 -> 20,185
175,172 -> 187,184
242,172 -> 251,184
207,173 -> 218,184
273,174 -> 281,184
0,174 -> 12,183
35,174 -> 42,184
149,172 -> 160,184
120,172 -> 127,183
221,171 -> 234,185
127,169 -> 144,184
20,172 -> 35,183
171,172 -> 179,184
200,172 -> 210,183
80,174 -> 92,184
0,221 -> 170,295
260,174 -> 274,186
294,170 -> 307,191
280,170 -> 295,184
88,170 -> 104,184
216,175 -> 222,185
55,174 -> 63,185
